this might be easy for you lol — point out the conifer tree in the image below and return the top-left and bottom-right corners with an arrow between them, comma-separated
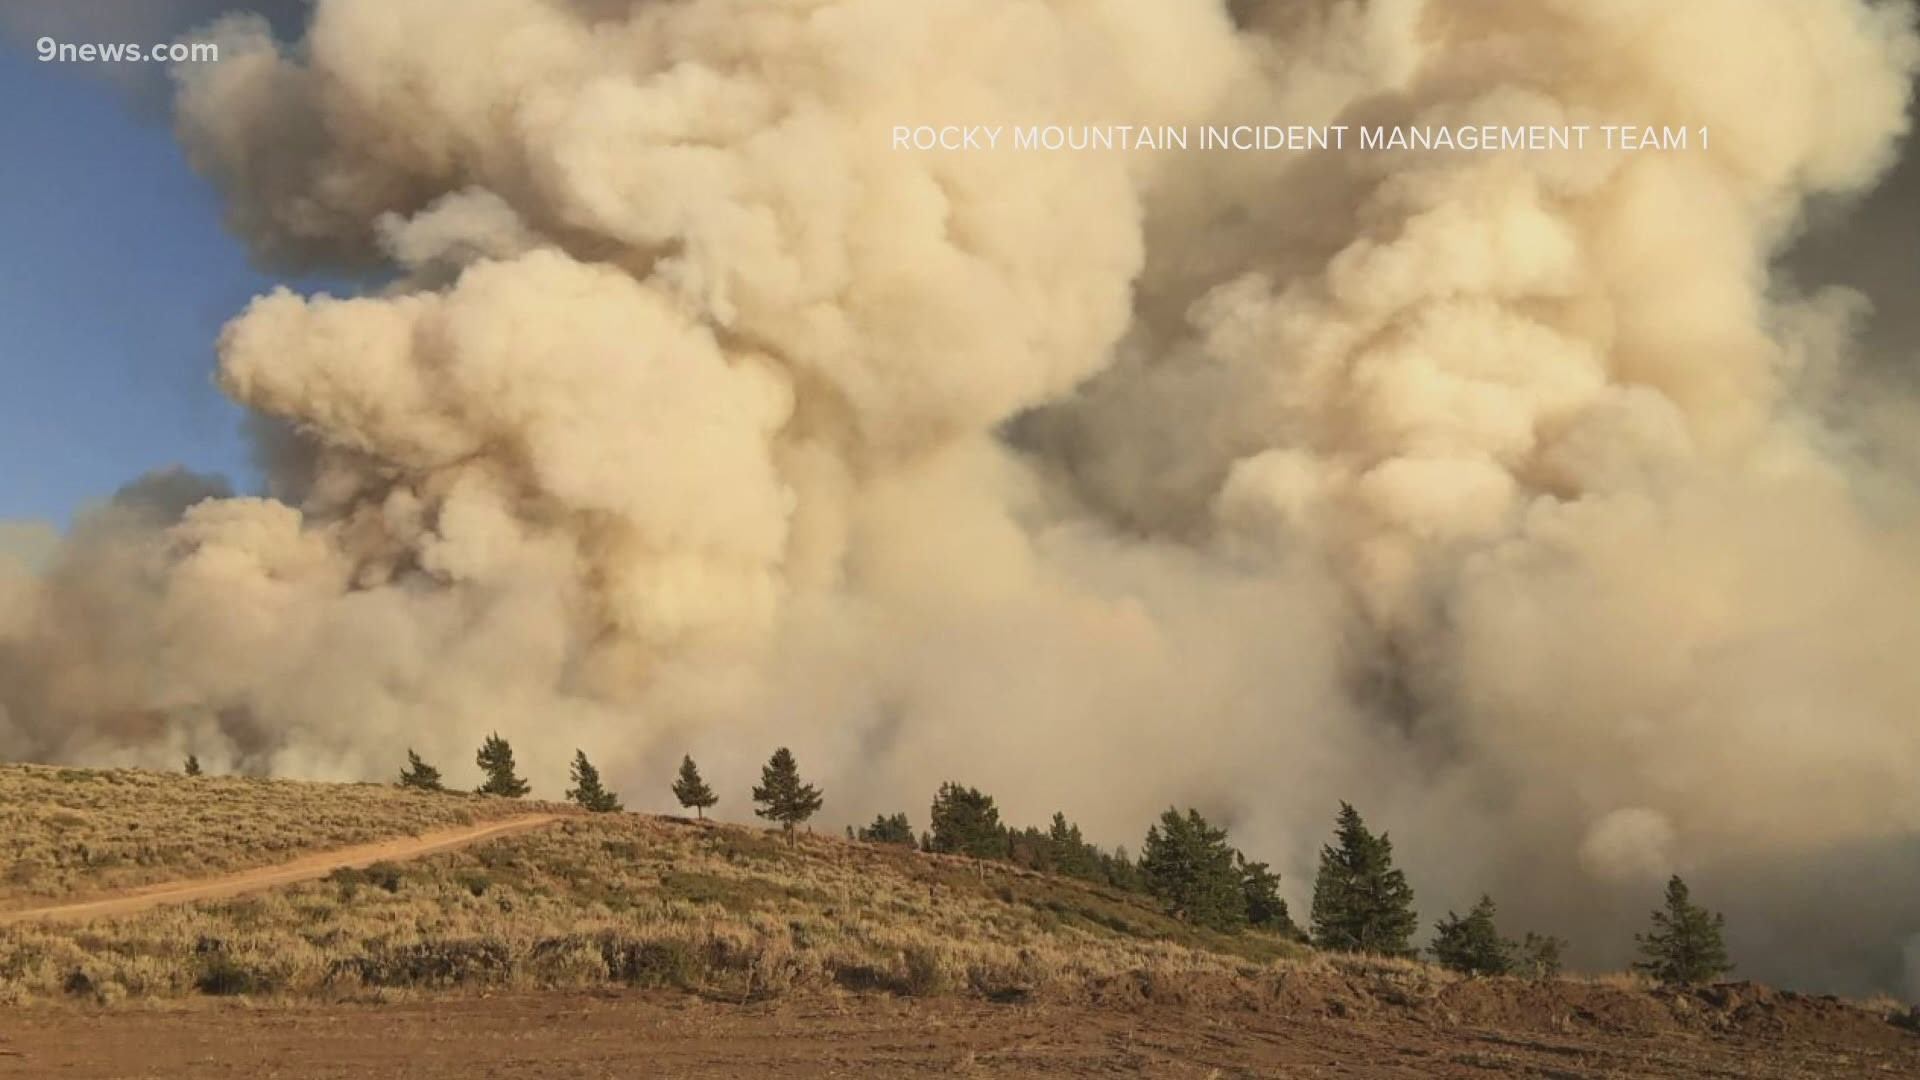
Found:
474,732 -> 530,798
1632,875 -> 1730,986
858,812 -> 915,845
1141,807 -> 1246,932
398,749 -> 444,791
1309,802 -> 1418,956
1106,844 -> 1144,893
1048,812 -> 1100,880
670,755 -> 718,818
752,747 -> 823,843
183,754 -> 202,777
928,782 -> 1006,858
1238,853 -> 1300,937
566,749 -> 622,812
1430,895 -> 1514,976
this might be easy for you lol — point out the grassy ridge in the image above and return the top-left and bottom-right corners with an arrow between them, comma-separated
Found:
0,770 -> 1308,1005
0,764 -> 558,909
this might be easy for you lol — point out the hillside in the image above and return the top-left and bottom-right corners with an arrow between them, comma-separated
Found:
1,767 -> 1304,1004
0,764 -> 563,910
0,767 -> 1915,1078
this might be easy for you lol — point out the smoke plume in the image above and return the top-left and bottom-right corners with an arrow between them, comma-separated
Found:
3,0 -> 1918,996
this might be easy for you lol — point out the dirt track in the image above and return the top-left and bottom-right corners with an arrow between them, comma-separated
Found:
1,990 -> 1914,1079
0,814 -> 562,925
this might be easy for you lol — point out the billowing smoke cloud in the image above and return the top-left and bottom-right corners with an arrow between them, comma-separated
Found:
3,0 -> 1918,997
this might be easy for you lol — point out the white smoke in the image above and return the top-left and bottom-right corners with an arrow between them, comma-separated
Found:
3,0 -> 1919,996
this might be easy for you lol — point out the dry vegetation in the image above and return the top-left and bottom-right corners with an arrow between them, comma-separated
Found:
1,764 -> 1915,1078
0,764 -> 558,909
0,808 -> 1318,1006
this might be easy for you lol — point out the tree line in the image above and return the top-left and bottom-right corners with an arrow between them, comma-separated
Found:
376,738 -> 1731,986
393,737 -> 822,840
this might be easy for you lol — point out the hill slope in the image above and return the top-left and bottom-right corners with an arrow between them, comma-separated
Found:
0,767 -> 1914,1079
3,781 -> 1305,1004
0,764 -> 561,910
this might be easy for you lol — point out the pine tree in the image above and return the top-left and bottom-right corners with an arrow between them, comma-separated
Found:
670,755 -> 717,819
1238,853 -> 1300,937
565,750 -> 622,812
1309,802 -> 1418,956
474,732 -> 530,798
858,812 -> 915,845
1140,807 -> 1246,932
1047,812 -> 1100,880
1430,895 -> 1513,976
1632,875 -> 1730,986
398,749 -> 444,791
751,747 -> 823,844
183,755 -> 202,777
928,782 -> 1006,858
1106,844 -> 1144,893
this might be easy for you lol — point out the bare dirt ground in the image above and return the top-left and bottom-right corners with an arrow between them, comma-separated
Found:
2,986 -> 1914,1078
0,814 -> 561,925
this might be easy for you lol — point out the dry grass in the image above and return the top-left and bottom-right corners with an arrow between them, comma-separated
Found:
10,765 -> 1899,1045
0,763 -> 560,909
0,803 -> 1319,1006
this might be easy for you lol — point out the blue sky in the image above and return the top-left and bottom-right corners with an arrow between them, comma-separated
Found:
0,41 -> 290,526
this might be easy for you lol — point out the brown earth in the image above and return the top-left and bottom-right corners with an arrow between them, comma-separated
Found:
2,982 -> 1914,1078
0,814 -> 562,925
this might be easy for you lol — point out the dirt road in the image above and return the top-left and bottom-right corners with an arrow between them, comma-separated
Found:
1,990 -> 1913,1078
0,814 -> 562,925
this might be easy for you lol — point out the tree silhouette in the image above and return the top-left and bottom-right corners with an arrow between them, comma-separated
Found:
1309,802 -> 1418,956
928,782 -> 1006,858
858,812 -> 915,845
398,749 -> 444,791
474,732 -> 530,798
566,749 -> 622,812
671,755 -> 718,818
751,747 -> 823,844
1633,875 -> 1730,986
1239,853 -> 1299,937
1430,895 -> 1513,976
1140,807 -> 1246,932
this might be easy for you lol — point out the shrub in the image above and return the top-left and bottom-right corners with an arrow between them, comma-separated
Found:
601,936 -> 699,989
1515,932 -> 1567,979
901,945 -> 948,997
1430,896 -> 1512,976
338,938 -> 513,989
194,951 -> 277,996
327,861 -> 405,894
